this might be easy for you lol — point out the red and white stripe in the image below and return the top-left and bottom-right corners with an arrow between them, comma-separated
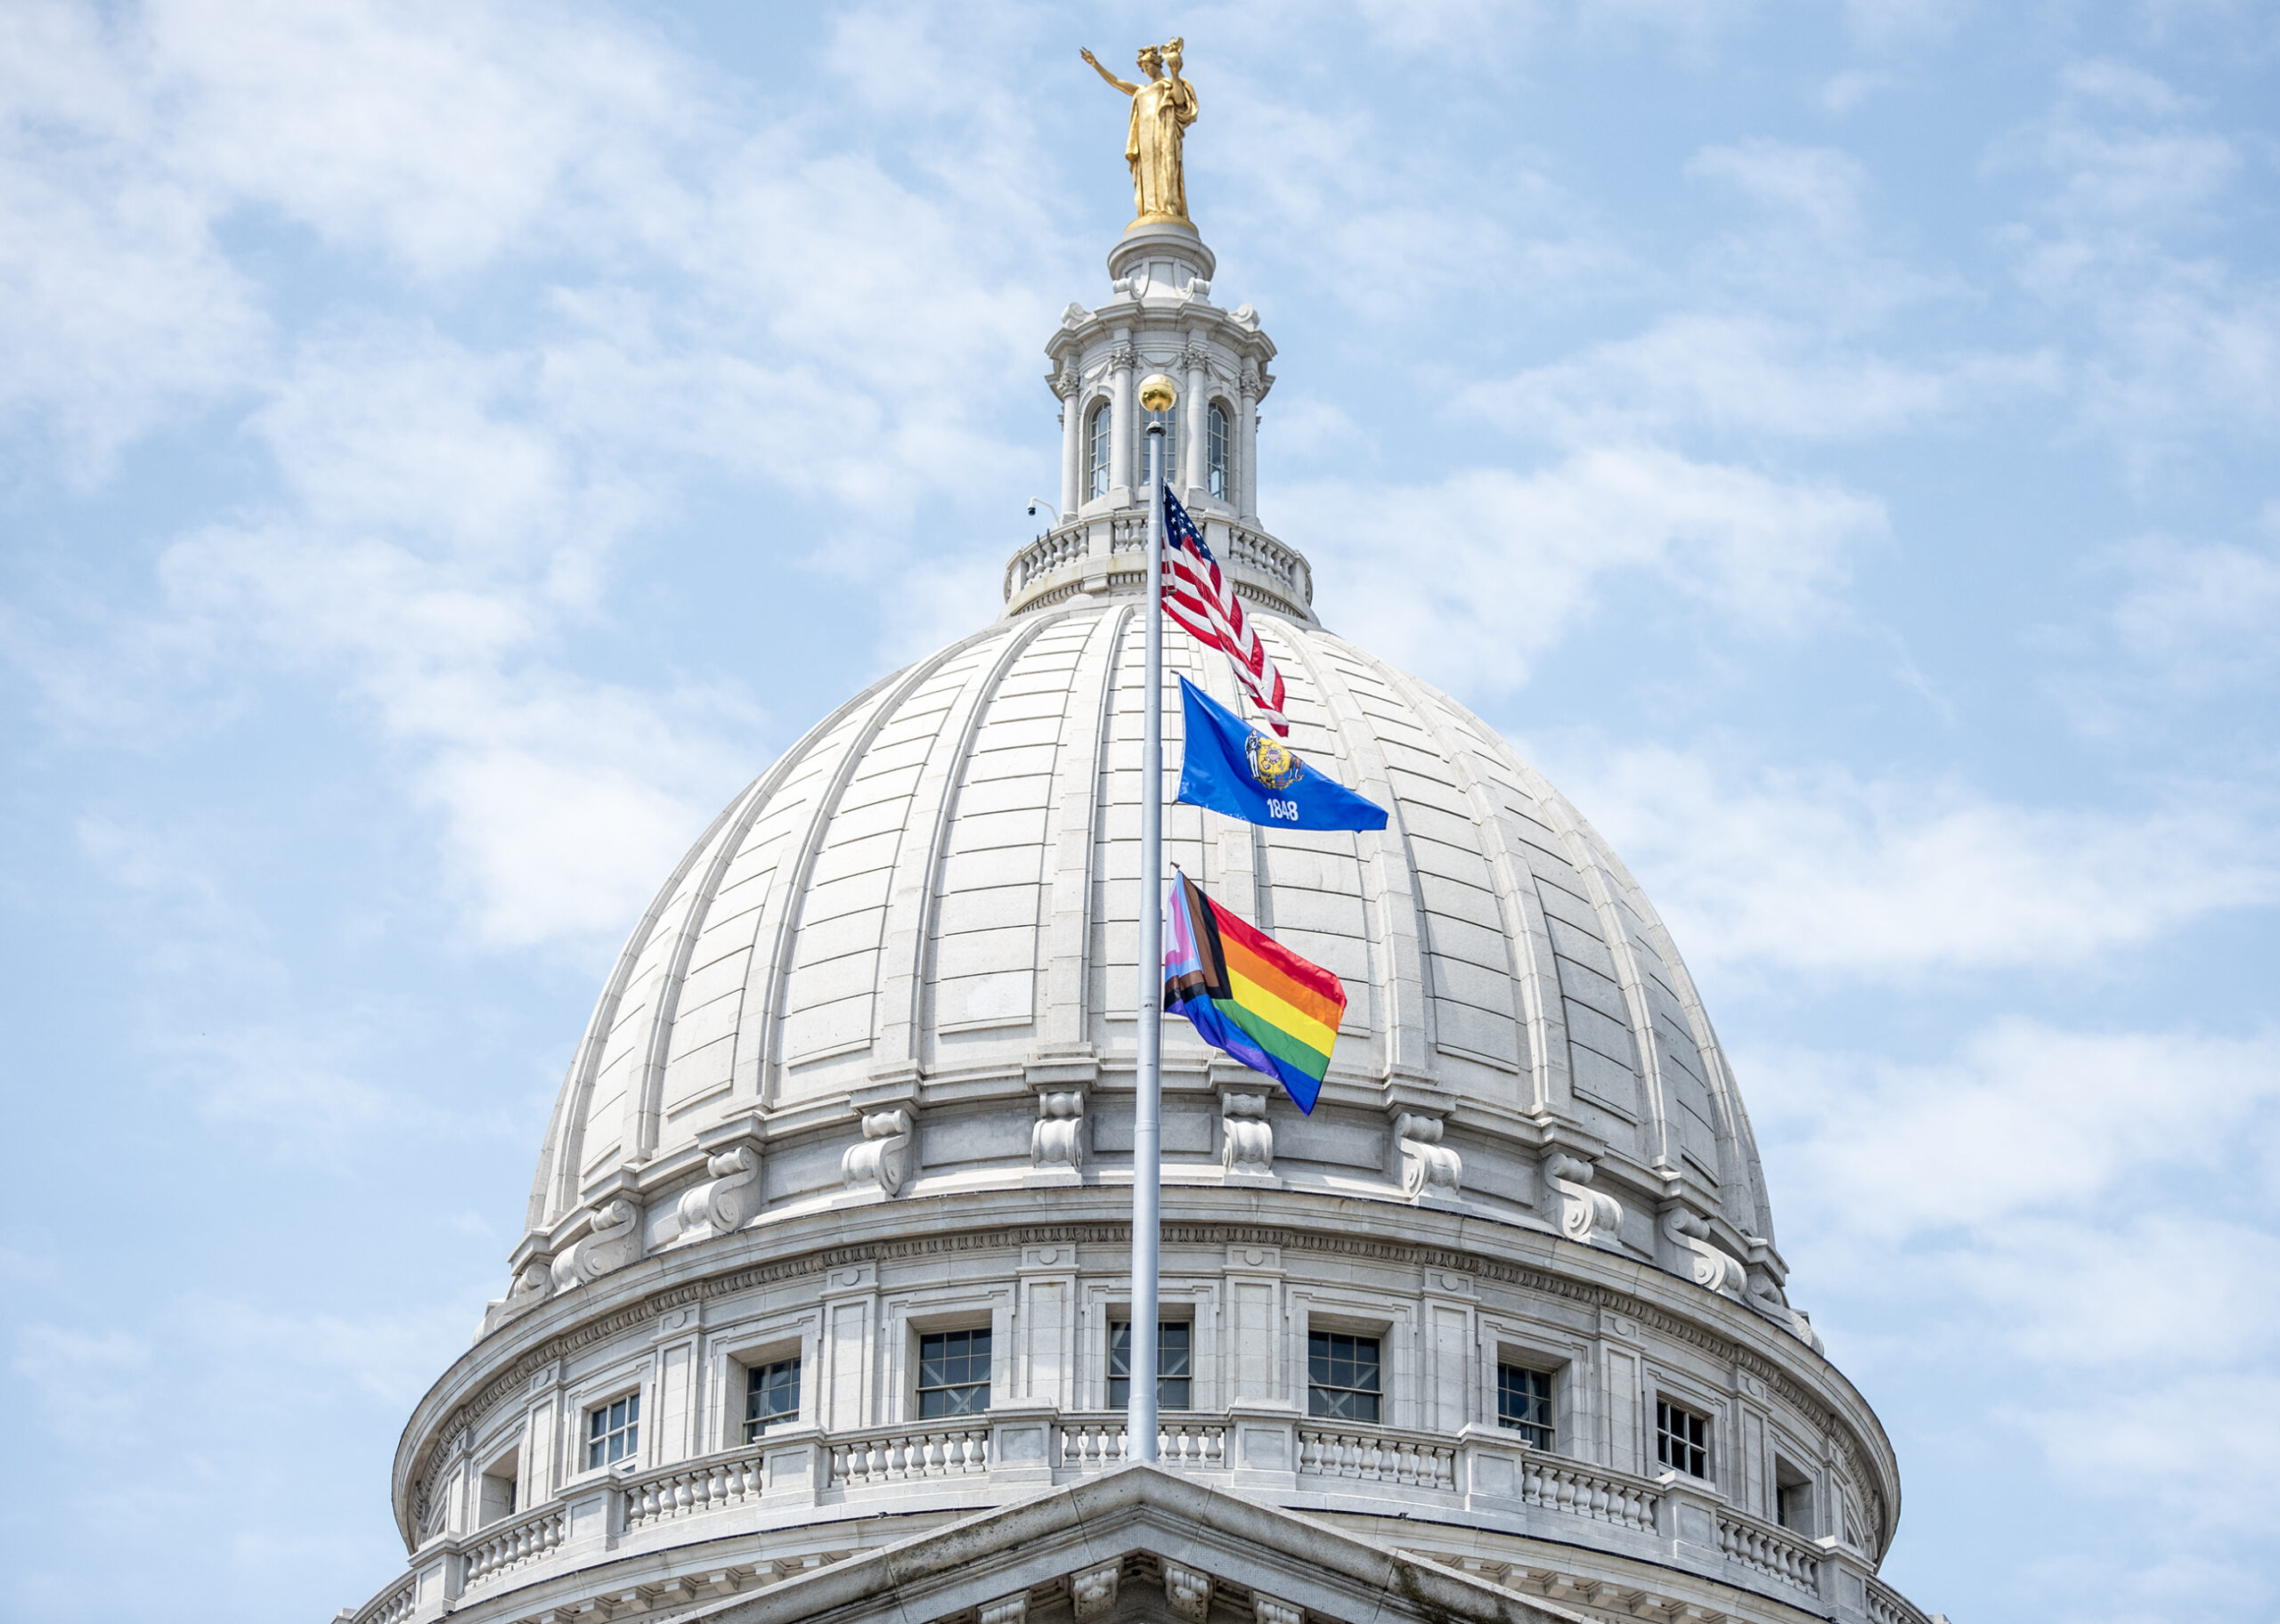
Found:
1160,529 -> 1290,737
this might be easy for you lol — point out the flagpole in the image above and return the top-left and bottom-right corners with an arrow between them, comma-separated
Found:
1131,377 -> 1175,1466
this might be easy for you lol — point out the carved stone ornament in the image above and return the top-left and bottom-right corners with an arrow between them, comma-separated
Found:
842,1108 -> 914,1197
1253,1598 -> 1303,1624
1660,1206 -> 1747,1300
1757,1288 -> 1826,1353
1744,1264 -> 1827,1352
1032,1091 -> 1085,1170
1393,1111 -> 1462,1200
480,1255 -> 554,1335
1543,1153 -> 1623,1249
675,1144 -> 761,1242
1061,301 -> 1088,329
979,1596 -> 1028,1624
1183,277 -> 1211,302
1071,1561 -> 1121,1621
1221,1092 -> 1273,1176
1163,1560 -> 1211,1623
1106,343 -> 1136,371
550,1197 -> 641,1293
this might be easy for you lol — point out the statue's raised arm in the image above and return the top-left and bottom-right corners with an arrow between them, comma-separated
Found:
1079,46 -> 1138,96
1084,40 -> 1197,226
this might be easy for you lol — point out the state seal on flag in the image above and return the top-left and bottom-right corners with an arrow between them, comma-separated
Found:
1245,731 -> 1306,792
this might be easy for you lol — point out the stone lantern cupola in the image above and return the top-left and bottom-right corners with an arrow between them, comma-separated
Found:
1016,219 -> 1308,622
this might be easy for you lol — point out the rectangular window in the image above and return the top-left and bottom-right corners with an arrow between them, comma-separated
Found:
585,1391 -> 639,1470
1108,1320 -> 1193,1410
1775,1459 -> 1815,1532
1208,403 -> 1229,501
1307,1330 -> 1382,1423
1656,1399 -> 1709,1479
916,1328 -> 991,1418
1497,1364 -> 1555,1449
477,1458 -> 518,1526
744,1356 -> 801,1441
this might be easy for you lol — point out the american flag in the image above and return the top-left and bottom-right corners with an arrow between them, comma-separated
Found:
1160,488 -> 1291,736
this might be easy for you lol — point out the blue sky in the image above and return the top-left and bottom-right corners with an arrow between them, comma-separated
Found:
3,3 -> 2276,1620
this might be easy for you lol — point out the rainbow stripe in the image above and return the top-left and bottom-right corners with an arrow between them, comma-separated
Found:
1163,873 -> 1347,1114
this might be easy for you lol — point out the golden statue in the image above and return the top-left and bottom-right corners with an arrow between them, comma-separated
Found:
1080,38 -> 1198,225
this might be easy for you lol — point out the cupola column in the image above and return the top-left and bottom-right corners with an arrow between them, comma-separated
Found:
1237,364 -> 1261,522
1107,341 -> 1136,504
1182,339 -> 1209,505
1057,377 -> 1082,517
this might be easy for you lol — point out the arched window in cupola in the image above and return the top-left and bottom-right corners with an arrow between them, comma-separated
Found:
1086,402 -> 1110,501
1208,401 -> 1232,502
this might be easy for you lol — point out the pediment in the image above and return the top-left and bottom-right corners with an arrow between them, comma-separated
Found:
683,1465 -> 1583,1624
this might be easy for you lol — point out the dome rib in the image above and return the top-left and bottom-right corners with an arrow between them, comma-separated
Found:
746,629 -> 1006,1110
530,776 -> 755,1227
533,666 -> 911,1225
1038,605 -> 1132,1052
1590,829 -> 1778,1246
1274,624 -> 1430,1084
1369,651 -> 1581,1109
880,619 -> 1053,1072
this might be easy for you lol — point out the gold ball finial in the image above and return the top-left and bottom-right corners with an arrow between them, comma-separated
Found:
1138,373 -> 1178,412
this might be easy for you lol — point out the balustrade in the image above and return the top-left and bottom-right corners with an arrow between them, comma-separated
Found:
1510,1455 -> 1660,1533
354,1576 -> 417,1624
460,1504 -> 566,1589
828,1425 -> 990,1488
1868,1576 -> 1933,1624
1058,1414 -> 1227,1468
1717,1512 -> 1821,1593
356,1412 -> 1873,1624
1005,526 -> 1089,596
1297,1425 -> 1458,1490
621,1449 -> 767,1532
1223,527 -> 1300,595
1002,511 -> 1313,622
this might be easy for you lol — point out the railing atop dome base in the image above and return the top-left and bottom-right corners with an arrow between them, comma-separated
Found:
1003,514 -> 1315,621
345,1412 -> 1918,1624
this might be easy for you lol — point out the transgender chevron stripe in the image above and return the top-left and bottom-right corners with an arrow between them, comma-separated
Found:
1162,871 -> 1347,1114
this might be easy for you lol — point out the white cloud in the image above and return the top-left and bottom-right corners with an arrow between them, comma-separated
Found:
15,1325 -> 152,1453
1991,61 -> 2280,474
1685,137 -> 1960,325
142,0 -> 702,278
1743,1019 -> 2280,1572
2102,532 -> 2280,691
1749,1021 -> 2280,1241
1564,744 -> 2280,980
1294,447 -> 1879,691
1840,0 -> 1968,50
1461,313 -> 2058,443
1816,69 -> 1894,114
1690,138 -> 1871,238
156,511 -> 761,947
0,4 -> 265,474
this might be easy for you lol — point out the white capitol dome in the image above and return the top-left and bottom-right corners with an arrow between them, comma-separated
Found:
346,220 -> 1935,1624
